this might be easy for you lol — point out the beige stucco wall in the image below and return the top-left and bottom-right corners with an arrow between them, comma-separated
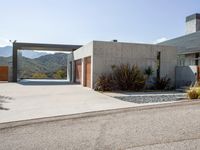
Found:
92,41 -> 177,88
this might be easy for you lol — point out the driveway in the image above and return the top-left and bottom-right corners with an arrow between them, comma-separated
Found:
0,82 -> 137,123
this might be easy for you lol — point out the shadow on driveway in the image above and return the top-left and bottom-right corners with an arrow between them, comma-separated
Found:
0,96 -> 13,111
18,79 -> 77,86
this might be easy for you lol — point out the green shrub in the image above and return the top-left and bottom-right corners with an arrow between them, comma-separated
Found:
144,66 -> 154,89
112,64 -> 146,91
95,64 -> 146,91
187,90 -> 198,99
195,87 -> 200,96
53,69 -> 66,79
144,66 -> 154,78
154,76 -> 171,90
94,74 -> 116,92
187,87 -> 200,99
32,73 -> 48,79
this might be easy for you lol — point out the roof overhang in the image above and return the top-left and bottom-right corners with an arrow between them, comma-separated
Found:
13,42 -> 82,52
178,47 -> 200,55
12,42 -> 82,82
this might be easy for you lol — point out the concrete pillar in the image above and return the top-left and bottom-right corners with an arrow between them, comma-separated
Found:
82,58 -> 85,86
12,46 -> 18,82
71,51 -> 75,83
66,54 -> 71,81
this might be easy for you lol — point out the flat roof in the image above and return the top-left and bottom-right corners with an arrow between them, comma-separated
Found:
159,31 -> 200,54
13,42 -> 82,51
186,13 -> 200,22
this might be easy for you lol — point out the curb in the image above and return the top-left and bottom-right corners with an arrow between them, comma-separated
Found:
0,99 -> 200,130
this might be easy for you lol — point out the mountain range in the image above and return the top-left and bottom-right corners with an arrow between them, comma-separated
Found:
0,46 -> 51,58
0,46 -> 12,57
0,53 -> 68,79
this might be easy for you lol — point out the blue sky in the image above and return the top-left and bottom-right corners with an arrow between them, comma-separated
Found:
0,0 -> 200,46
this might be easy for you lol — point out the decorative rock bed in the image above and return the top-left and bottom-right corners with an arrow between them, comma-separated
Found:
114,93 -> 187,104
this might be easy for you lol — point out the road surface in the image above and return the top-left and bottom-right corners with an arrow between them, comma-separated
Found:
1,101 -> 200,150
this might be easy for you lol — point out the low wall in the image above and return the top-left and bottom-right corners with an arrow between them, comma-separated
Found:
175,66 -> 197,88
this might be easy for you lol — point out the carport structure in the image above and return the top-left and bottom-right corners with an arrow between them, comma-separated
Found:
12,42 -> 82,82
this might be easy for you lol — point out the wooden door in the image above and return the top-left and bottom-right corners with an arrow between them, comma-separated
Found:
75,60 -> 82,83
84,57 -> 91,88
197,66 -> 200,81
0,66 -> 8,81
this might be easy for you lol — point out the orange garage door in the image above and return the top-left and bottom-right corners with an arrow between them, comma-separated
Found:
197,66 -> 200,81
84,57 -> 91,88
75,59 -> 82,83
0,66 -> 8,81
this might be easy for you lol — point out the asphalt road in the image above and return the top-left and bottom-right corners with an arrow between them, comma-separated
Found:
1,102 -> 200,150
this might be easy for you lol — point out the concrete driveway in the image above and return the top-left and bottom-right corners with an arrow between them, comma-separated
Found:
0,82 -> 137,123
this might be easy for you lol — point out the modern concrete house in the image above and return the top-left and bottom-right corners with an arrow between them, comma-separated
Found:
160,13 -> 200,66
160,13 -> 200,87
67,41 -> 177,89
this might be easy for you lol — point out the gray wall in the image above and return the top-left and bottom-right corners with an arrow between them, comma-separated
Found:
67,42 -> 94,87
186,19 -> 200,34
92,41 -> 177,88
175,66 -> 197,88
71,41 -> 177,89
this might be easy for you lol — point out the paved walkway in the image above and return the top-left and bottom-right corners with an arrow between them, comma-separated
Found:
1,101 -> 200,150
0,83 -> 138,123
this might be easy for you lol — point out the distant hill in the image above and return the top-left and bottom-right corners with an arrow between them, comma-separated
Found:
0,53 -> 68,79
0,46 -> 12,57
21,50 -> 48,59
35,53 -> 68,71
0,46 -> 50,58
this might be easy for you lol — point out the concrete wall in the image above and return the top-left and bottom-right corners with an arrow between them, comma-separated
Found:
186,19 -> 200,34
175,66 -> 197,88
67,42 -> 94,87
70,41 -> 177,89
92,41 -> 177,88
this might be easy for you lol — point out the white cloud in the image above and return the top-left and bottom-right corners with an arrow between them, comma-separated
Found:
0,38 -> 12,47
153,37 -> 168,44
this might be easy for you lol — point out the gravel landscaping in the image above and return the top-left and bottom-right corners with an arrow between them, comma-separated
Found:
114,93 -> 187,104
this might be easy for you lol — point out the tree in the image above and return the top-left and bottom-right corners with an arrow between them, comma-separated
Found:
32,73 -> 48,79
53,69 -> 66,79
